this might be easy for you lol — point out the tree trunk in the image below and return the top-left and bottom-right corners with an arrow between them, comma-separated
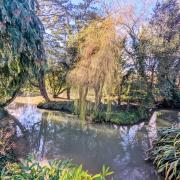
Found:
117,82 -> 123,107
0,72 -> 26,108
53,94 -> 58,98
107,95 -> 112,113
67,87 -> 71,100
9,114 -> 27,134
126,79 -> 132,112
38,68 -> 50,102
0,88 -> 20,108
150,68 -> 154,91
79,86 -> 88,121
94,86 -> 100,111
94,80 -> 104,111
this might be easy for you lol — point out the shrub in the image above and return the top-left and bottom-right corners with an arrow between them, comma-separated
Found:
92,111 -> 141,125
147,128 -> 180,180
1,156 -> 113,180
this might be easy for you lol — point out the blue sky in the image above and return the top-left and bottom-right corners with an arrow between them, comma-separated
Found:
71,0 -> 82,4
71,0 -> 160,19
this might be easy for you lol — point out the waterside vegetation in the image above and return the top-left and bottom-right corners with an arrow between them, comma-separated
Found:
0,0 -> 179,179
147,128 -> 180,180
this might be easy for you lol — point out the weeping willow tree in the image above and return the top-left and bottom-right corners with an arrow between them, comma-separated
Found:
0,0 -> 49,107
68,17 -> 122,120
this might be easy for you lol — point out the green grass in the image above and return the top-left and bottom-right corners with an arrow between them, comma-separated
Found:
92,110 -> 142,125
1,156 -> 113,180
38,101 -> 148,125
147,128 -> 180,180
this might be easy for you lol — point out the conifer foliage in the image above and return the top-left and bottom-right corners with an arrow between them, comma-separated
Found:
0,0 -> 46,106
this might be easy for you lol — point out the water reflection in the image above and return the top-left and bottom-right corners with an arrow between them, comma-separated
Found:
7,103 -> 179,180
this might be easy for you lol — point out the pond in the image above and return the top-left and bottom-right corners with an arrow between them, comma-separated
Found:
7,102 -> 180,180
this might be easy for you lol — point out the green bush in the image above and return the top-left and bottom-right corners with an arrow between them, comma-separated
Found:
147,128 -> 180,180
108,111 -> 140,125
92,111 -> 141,125
1,156 -> 113,180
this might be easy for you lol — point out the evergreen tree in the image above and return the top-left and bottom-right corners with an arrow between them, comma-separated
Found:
0,0 -> 48,107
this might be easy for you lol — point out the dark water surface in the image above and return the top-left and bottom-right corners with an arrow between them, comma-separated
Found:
7,103 -> 180,180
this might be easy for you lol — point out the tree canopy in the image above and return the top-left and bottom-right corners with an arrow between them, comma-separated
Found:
0,0 -> 46,106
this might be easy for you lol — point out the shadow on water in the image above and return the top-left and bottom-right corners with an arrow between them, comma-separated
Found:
6,103 -> 180,180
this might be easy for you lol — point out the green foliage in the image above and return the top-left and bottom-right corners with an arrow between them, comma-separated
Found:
41,100 -> 144,125
1,156 -> 113,180
92,110 -> 142,125
0,0 -> 45,106
149,0 -> 180,107
148,128 -> 180,180
0,0 -> 44,61
61,165 -> 113,180
38,0 -> 99,102
46,63 -> 68,98
122,0 -> 180,108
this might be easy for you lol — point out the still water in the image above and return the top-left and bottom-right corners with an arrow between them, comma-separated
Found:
7,103 -> 180,180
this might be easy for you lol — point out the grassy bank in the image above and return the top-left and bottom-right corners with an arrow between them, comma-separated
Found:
37,101 -> 148,125
91,110 -> 143,125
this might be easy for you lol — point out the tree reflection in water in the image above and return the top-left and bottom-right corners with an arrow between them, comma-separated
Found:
7,103 -> 179,180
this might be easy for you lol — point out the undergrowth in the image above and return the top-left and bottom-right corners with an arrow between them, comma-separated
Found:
1,155 -> 113,180
147,128 -> 180,180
